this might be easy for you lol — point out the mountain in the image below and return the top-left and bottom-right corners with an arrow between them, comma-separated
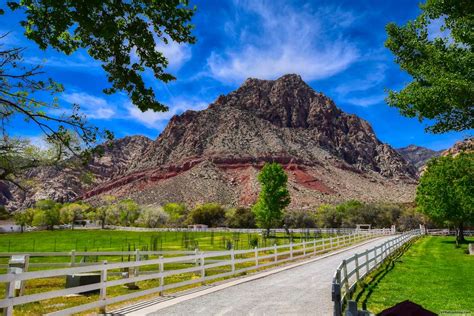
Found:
397,145 -> 443,171
4,74 -> 419,211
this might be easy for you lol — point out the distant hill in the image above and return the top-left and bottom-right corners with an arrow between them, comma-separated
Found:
397,145 -> 443,171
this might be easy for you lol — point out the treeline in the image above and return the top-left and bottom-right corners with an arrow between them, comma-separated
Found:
13,196 -> 426,232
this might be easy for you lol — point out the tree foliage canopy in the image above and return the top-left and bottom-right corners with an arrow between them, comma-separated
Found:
416,152 -> 473,243
252,163 -> 290,232
5,0 -> 196,112
385,0 -> 473,133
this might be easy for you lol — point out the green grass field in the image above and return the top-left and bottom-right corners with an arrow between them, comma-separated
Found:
354,236 -> 474,314
0,229 -> 321,253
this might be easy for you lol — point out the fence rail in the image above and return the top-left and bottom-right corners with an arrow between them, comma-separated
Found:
426,229 -> 474,236
106,226 -> 359,234
0,229 -> 392,315
331,230 -> 421,316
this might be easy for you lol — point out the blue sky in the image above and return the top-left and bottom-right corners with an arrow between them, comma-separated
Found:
2,0 -> 471,150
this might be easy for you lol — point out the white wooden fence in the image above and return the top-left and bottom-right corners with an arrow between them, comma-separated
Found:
427,229 -> 474,236
106,226 -> 358,234
331,230 -> 421,316
0,229 -> 392,315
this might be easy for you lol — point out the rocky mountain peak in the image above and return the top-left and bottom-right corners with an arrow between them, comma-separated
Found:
213,74 -> 337,129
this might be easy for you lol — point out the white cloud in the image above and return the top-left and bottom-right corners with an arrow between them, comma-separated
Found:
155,40 -> 192,70
346,94 -> 386,107
207,1 -> 359,83
127,100 -> 208,129
61,92 -> 115,119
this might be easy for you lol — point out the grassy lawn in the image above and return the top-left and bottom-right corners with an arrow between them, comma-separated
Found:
355,236 -> 474,314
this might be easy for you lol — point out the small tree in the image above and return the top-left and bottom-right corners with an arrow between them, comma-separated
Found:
60,203 -> 89,229
137,206 -> 169,228
416,153 -> 473,245
163,203 -> 187,227
89,195 -> 117,228
226,207 -> 256,228
252,163 -> 290,236
117,199 -> 140,227
187,203 -> 226,227
14,208 -> 35,232
33,199 -> 61,230
315,204 -> 343,228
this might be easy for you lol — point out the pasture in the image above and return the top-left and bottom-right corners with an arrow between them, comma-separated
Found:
0,229 -> 321,253
354,236 -> 474,314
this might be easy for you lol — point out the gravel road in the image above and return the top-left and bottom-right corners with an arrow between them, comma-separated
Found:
123,236 -> 394,316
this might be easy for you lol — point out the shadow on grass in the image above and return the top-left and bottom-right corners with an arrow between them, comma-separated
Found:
352,240 -> 416,311
440,239 -> 473,245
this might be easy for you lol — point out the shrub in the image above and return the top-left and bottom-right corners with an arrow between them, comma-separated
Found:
226,207 -> 256,228
32,199 -> 61,229
136,206 -> 169,228
163,203 -> 187,226
187,203 -> 226,227
283,209 -> 316,228
117,199 -> 140,226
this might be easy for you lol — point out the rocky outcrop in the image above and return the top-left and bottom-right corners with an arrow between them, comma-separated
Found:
397,145 -> 443,171
4,74 -> 421,211
441,137 -> 473,157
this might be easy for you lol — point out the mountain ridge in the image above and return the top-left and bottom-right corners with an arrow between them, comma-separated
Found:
5,74 -> 420,210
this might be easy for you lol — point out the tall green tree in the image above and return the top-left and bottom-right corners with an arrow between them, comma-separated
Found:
416,152 -> 473,245
5,0 -> 196,112
252,163 -> 290,235
385,0 -> 473,133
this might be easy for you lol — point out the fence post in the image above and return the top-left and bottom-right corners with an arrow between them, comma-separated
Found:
99,260 -> 107,314
194,248 -> 198,266
3,270 -> 15,316
200,252 -> 205,283
354,254 -> 360,281
159,256 -> 164,296
290,242 -> 293,259
70,250 -> 76,267
332,281 -> 342,316
342,260 -> 349,296
329,237 -> 333,249
231,248 -> 235,273
303,240 -> 306,256
365,249 -> 369,274
134,249 -> 140,277
313,239 -> 316,254
254,247 -> 258,267
274,244 -> 277,262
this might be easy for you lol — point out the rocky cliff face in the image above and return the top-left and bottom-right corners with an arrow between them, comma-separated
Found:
397,145 -> 443,171
4,74 -> 420,211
